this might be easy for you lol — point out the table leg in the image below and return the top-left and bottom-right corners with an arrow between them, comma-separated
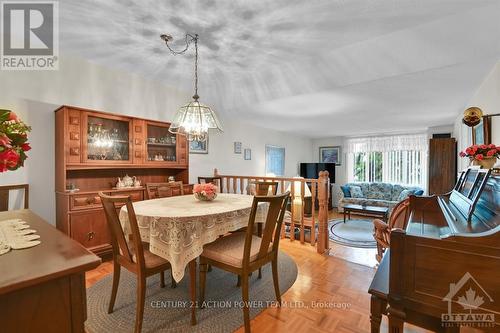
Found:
189,259 -> 197,325
343,210 -> 347,223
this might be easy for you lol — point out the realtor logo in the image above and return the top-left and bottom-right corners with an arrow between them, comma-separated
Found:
1,1 -> 58,70
442,272 -> 495,328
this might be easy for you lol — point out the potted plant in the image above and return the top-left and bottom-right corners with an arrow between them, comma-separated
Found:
0,110 -> 31,173
459,144 -> 499,169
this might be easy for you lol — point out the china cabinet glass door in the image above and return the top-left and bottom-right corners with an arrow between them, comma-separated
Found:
146,123 -> 177,163
86,115 -> 131,162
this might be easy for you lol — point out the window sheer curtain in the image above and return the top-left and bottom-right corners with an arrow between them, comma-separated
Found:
346,134 -> 428,190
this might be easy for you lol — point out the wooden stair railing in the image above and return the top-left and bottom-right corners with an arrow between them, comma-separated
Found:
213,169 -> 330,254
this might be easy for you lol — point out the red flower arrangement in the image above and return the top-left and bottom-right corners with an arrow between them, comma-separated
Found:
193,183 -> 218,201
459,144 -> 499,161
0,110 -> 31,173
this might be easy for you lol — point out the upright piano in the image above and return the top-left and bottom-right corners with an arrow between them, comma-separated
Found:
369,168 -> 500,332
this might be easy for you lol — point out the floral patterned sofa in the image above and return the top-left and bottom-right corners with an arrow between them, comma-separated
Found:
337,182 -> 424,213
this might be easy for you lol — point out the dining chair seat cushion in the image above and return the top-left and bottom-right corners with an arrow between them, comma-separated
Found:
129,242 -> 170,269
201,232 -> 272,267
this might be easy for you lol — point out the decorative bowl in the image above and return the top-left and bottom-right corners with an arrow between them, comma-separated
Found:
194,192 -> 217,201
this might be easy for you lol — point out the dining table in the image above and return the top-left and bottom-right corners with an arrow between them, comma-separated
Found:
119,193 -> 266,325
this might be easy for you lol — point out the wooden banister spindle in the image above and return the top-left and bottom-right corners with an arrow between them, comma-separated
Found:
280,180 -> 285,194
317,171 -> 330,253
290,181 -> 295,241
300,181 -> 305,244
311,181 -> 317,246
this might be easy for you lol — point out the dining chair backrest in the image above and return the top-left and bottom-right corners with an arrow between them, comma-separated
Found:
146,182 -> 184,199
198,176 -> 223,193
0,184 -> 29,212
253,181 -> 279,196
99,192 -> 146,269
244,192 -> 290,267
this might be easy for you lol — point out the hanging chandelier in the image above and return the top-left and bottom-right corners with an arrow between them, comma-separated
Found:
160,33 -> 222,142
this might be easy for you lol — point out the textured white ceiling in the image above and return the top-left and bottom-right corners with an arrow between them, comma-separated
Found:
60,0 -> 500,138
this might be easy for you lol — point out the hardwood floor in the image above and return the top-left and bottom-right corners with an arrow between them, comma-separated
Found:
85,210 -> 482,333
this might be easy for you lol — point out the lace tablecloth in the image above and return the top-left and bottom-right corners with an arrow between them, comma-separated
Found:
120,193 -> 265,282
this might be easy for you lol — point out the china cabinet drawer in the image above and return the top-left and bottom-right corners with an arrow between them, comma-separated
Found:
70,210 -> 110,250
70,194 -> 102,210
111,190 -> 143,203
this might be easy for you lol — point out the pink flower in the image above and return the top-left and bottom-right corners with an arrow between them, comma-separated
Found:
7,112 -> 18,122
459,151 -> 466,157
488,144 -> 496,149
0,134 -> 11,147
21,143 -> 31,151
0,149 -> 20,171
476,154 -> 484,160
479,144 -> 487,149
486,149 -> 496,157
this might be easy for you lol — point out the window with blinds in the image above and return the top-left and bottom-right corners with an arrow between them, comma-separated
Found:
347,134 -> 427,188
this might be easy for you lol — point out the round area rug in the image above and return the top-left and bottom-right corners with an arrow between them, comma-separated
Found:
86,251 -> 297,333
329,219 -> 377,248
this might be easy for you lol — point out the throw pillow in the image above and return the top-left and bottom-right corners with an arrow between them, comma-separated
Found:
398,189 -> 414,201
340,185 -> 351,198
350,186 -> 364,198
414,189 -> 424,196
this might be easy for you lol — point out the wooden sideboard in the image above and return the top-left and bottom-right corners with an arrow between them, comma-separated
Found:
0,210 -> 101,333
55,105 -> 192,257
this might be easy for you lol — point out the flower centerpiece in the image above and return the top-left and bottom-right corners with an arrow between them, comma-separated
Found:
0,110 -> 31,173
459,144 -> 499,169
193,183 -> 218,201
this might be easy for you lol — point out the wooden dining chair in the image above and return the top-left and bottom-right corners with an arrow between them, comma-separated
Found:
0,184 -> 29,212
252,181 -> 279,196
199,192 -> 290,333
145,181 -> 184,199
372,197 -> 410,262
198,176 -> 224,193
99,192 -> 175,333
249,180 -> 279,240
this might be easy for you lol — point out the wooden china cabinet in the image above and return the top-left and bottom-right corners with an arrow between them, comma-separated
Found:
55,105 -> 192,258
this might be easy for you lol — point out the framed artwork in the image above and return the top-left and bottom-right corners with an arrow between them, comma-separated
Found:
319,146 -> 341,165
244,148 -> 251,160
265,145 -> 285,176
234,141 -> 242,154
189,137 -> 208,154
473,120 -> 485,145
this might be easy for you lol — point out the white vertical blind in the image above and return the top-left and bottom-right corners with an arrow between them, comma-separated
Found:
346,134 -> 428,189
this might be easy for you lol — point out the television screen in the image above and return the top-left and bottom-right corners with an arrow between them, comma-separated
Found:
299,163 -> 335,183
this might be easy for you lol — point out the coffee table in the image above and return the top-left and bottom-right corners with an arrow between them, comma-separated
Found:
343,204 -> 389,223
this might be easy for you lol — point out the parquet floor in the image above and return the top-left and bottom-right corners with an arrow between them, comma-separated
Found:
85,211 -> 482,333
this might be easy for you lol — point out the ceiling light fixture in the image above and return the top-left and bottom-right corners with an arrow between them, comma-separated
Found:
160,33 -> 222,142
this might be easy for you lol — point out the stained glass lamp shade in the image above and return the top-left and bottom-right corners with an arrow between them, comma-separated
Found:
169,96 -> 223,142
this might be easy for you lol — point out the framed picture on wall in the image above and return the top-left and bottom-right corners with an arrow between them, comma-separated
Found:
189,137 -> 208,154
319,146 -> 341,165
265,145 -> 285,176
234,141 -> 242,154
244,148 -> 251,160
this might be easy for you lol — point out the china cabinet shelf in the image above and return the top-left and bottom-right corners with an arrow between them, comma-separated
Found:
147,143 -> 177,147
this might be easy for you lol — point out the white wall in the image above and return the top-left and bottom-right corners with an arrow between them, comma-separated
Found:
190,120 -> 312,182
0,55 -> 312,224
454,61 -> 500,171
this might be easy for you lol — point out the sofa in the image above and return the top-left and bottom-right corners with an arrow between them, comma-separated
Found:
337,182 -> 424,213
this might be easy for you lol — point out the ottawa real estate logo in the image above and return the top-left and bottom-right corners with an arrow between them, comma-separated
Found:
1,1 -> 59,70
442,272 -> 495,328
